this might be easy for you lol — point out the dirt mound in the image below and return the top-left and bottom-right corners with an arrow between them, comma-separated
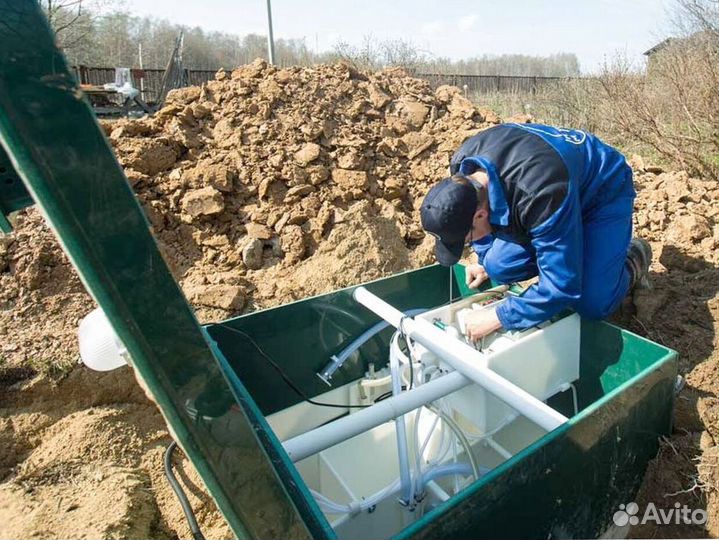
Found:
0,368 -> 233,540
110,60 -> 497,320
0,464 -> 156,540
0,60 -> 497,539
1,60 -> 498,366
0,212 -> 92,376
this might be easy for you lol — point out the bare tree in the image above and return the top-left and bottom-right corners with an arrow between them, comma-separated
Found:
671,0 -> 719,35
38,0 -> 119,64
40,0 -> 92,49
593,36 -> 718,179
332,36 -> 430,72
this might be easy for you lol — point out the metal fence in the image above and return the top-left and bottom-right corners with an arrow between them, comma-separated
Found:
72,66 -> 575,102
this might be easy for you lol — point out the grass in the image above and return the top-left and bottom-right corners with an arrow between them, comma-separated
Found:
26,353 -> 77,380
468,86 -> 700,174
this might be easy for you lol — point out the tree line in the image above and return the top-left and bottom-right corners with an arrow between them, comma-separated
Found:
40,1 -> 580,76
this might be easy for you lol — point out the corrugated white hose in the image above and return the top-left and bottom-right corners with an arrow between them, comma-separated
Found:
427,375 -> 452,467
392,331 -> 481,501
389,332 -> 413,504
391,335 -> 459,505
390,332 -> 420,502
424,374 -> 455,468
419,411 -> 441,458
430,416 -> 451,466
410,406 -> 422,504
397,335 -> 427,505
402,340 -> 481,500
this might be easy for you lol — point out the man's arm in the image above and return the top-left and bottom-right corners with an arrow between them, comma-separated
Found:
470,236 -> 493,265
494,187 -> 583,330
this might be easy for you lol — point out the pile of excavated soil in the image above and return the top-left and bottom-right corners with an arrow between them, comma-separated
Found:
2,59 -> 719,538
104,59 -> 501,321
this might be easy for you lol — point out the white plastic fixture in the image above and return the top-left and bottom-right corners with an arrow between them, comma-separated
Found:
274,288 -> 581,537
352,287 -> 569,431
78,307 -> 129,371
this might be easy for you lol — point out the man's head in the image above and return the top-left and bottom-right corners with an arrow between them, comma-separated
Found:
420,173 -> 490,266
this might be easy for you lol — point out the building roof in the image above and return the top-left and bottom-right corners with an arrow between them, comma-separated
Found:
643,38 -> 673,56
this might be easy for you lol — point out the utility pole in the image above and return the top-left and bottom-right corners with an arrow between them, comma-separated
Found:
266,0 -> 276,65
138,42 -> 145,102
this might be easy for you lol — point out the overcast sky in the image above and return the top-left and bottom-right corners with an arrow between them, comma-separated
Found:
116,0 -> 672,73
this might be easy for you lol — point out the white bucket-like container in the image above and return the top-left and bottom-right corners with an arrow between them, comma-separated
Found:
78,307 -> 128,371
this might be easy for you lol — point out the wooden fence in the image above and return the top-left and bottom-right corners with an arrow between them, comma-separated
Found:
72,66 -> 217,103
72,66 -> 575,102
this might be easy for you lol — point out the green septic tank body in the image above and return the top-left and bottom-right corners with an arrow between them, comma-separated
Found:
0,3 -> 677,538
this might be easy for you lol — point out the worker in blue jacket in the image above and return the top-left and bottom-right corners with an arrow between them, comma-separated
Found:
420,123 -> 651,340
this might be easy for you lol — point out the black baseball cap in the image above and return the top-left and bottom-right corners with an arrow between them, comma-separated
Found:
420,177 -> 478,266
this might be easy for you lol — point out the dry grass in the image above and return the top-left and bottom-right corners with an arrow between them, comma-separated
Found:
469,35 -> 719,179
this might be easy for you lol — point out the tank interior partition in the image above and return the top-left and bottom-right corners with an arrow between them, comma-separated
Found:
397,319 -> 676,539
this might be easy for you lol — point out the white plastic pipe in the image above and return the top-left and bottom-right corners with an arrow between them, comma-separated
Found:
353,287 -> 567,432
283,371 -> 470,462
389,334 -> 412,503
486,437 -> 513,460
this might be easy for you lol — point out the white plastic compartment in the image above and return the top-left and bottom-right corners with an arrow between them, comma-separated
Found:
289,408 -> 546,538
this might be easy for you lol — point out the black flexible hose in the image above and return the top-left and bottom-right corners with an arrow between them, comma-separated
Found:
164,441 -> 206,540
216,324 -> 370,409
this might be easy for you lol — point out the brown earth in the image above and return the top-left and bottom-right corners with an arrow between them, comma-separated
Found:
1,60 -> 718,538
619,160 -> 719,538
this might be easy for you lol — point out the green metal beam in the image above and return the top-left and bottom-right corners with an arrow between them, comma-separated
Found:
0,2 -> 321,538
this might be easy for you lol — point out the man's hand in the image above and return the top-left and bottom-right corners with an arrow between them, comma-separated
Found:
465,263 -> 489,289
464,307 -> 503,341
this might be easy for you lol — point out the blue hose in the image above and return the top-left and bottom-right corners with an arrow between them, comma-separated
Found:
419,462 -> 489,488
317,308 -> 428,384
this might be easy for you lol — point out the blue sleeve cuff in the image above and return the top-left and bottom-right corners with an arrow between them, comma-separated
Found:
495,301 -> 518,330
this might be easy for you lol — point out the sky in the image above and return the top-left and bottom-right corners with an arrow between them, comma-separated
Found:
115,0 -> 673,74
